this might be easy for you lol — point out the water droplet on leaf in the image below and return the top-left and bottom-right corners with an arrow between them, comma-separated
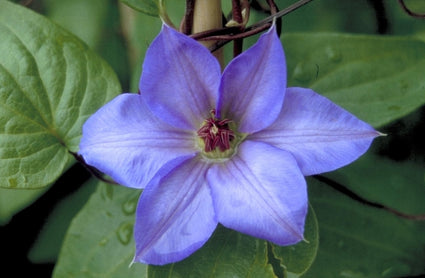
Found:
8,178 -> 17,188
101,185 -> 114,200
293,62 -> 318,83
116,221 -> 133,245
99,237 -> 109,246
381,263 -> 411,277
122,195 -> 138,215
325,46 -> 342,63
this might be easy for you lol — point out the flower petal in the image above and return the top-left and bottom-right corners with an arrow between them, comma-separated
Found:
207,141 -> 307,245
133,157 -> 217,265
250,87 -> 381,175
139,25 -> 221,130
217,25 -> 286,133
79,93 -> 197,189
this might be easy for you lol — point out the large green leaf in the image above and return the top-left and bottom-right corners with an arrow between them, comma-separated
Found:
283,34 -> 425,128
303,176 -> 425,278
324,153 -> 425,215
53,182 -> 147,278
0,1 -> 121,188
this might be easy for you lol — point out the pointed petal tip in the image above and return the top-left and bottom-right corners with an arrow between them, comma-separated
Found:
218,18 -> 286,133
139,21 -> 220,130
128,258 -> 136,268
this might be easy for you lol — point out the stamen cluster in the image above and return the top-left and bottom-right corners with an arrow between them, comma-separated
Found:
197,111 -> 235,152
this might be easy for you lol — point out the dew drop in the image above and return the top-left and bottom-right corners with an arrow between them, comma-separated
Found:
340,270 -> 366,278
381,263 -> 411,277
8,178 -> 17,188
325,46 -> 342,63
122,195 -> 138,215
101,185 -> 114,200
99,237 -> 109,246
116,221 -> 134,245
293,62 -> 318,83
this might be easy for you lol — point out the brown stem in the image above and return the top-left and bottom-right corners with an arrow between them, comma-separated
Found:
313,175 -> 425,221
180,0 -> 195,34
398,0 -> 425,18
266,0 -> 281,36
231,0 -> 243,25
70,151 -> 118,185
231,0 -> 244,57
250,0 -> 315,29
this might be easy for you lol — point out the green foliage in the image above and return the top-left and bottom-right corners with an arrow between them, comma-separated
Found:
28,179 -> 97,263
120,0 -> 159,17
271,206 -> 319,278
0,186 -> 49,225
303,154 -> 425,277
53,181 -> 146,278
0,1 -> 121,189
283,33 -> 425,128
54,181 -> 318,278
324,153 -> 425,215
1,1 -> 425,277
148,225 -> 276,278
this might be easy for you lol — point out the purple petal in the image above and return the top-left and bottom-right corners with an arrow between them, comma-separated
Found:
139,25 -> 221,130
250,87 -> 381,176
133,157 -> 217,265
207,141 -> 307,245
217,25 -> 286,133
79,94 -> 197,189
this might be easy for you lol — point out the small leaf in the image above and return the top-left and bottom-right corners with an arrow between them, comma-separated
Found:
284,34 -> 425,127
53,181 -> 147,278
0,1 -> 121,188
271,205 -> 319,278
120,0 -> 159,17
303,176 -> 425,277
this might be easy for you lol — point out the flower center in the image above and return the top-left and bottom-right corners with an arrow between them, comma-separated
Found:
197,110 -> 235,153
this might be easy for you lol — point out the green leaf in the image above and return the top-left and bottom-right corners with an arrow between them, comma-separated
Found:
0,186 -> 49,225
53,182 -> 147,278
43,0 -> 109,49
55,181 -> 318,277
148,226 -> 276,278
303,176 -> 425,278
271,205 -> 319,278
44,0 -> 130,88
324,153 -> 425,215
0,1 -> 121,188
120,0 -> 159,17
28,179 -> 97,263
283,34 -> 425,127
149,207 -> 318,278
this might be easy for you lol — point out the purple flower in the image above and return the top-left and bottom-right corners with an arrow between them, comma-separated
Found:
79,24 -> 379,265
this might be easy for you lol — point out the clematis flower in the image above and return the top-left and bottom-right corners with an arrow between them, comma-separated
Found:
79,24 -> 380,265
